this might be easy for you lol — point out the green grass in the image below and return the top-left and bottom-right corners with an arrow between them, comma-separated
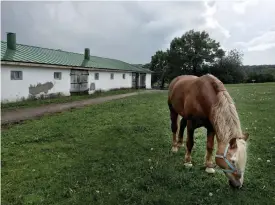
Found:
1,88 -> 142,111
1,83 -> 275,205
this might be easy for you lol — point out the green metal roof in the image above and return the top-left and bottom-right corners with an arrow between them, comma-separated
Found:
1,41 -> 152,73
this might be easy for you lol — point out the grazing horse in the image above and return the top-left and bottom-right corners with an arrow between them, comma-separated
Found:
167,74 -> 249,188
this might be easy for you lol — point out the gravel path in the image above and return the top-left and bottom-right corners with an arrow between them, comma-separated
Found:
1,90 -> 162,125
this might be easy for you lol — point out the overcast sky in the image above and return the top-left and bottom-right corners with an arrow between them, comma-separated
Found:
1,0 -> 275,65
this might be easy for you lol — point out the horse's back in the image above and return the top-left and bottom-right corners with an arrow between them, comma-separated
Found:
168,75 -> 198,89
168,75 -> 198,103
168,74 -> 224,118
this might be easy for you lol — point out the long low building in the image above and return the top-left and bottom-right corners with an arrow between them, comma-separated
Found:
1,32 -> 152,103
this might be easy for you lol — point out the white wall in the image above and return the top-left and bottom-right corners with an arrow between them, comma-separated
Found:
146,73 -> 152,89
1,65 -> 71,103
88,71 -> 132,94
1,64 -> 152,103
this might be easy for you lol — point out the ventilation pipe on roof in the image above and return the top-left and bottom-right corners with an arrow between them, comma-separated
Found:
84,48 -> 90,60
7,32 -> 16,50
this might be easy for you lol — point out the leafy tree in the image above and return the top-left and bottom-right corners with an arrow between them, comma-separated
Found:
210,49 -> 245,83
168,30 -> 225,76
149,50 -> 169,89
246,72 -> 275,83
146,29 -> 275,85
243,65 -> 275,82
142,63 -> 151,69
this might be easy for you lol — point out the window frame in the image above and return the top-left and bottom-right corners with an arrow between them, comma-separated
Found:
11,71 -> 23,80
110,73 -> 114,80
54,72 -> 62,80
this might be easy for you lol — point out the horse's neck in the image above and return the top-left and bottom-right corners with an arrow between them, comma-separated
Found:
211,92 -> 242,144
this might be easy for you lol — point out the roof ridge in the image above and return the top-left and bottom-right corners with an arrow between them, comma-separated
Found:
1,41 -> 152,73
1,41 -> 134,65
1,40 -> 85,56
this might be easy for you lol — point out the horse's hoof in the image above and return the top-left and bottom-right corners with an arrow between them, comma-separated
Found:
184,162 -> 193,167
171,146 -> 178,153
205,167 -> 215,174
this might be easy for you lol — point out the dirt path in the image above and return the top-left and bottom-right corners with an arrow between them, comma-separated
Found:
1,90 -> 162,125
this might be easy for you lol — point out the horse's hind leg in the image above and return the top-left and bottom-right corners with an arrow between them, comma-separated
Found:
205,128 -> 216,174
177,118 -> 187,147
168,103 -> 179,152
184,121 -> 194,167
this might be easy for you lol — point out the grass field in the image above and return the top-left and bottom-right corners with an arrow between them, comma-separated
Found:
1,83 -> 275,205
1,88 -> 141,111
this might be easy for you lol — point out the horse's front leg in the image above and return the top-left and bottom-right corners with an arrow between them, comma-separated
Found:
184,122 -> 194,167
205,129 -> 216,174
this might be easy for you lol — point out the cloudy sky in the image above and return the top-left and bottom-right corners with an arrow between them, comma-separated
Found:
1,0 -> 275,65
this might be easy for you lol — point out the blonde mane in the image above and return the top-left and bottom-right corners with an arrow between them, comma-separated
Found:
211,82 -> 248,173
211,85 -> 243,143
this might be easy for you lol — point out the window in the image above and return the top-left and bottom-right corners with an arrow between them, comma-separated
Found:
110,73 -> 114,80
54,72 -> 62,80
123,74 -> 126,79
11,71 -> 23,80
95,73 -> 99,80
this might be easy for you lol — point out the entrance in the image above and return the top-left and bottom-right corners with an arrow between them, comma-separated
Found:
132,73 -> 140,89
70,69 -> 89,93
140,73 -> 146,88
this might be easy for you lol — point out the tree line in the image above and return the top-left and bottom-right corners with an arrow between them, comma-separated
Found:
142,30 -> 275,88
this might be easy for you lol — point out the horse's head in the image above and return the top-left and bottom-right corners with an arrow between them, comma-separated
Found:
216,133 -> 249,188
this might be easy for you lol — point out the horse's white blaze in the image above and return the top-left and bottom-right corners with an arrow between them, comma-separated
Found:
235,139 -> 247,174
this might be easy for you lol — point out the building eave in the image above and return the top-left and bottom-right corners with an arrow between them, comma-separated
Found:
1,60 -> 151,73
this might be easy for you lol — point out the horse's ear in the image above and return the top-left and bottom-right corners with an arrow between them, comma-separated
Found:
229,138 -> 237,149
242,132 -> 249,141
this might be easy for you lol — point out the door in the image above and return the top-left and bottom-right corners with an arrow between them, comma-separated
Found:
136,73 -> 140,88
132,73 -> 141,89
70,69 -> 89,93
140,74 -> 146,88
132,72 -> 137,88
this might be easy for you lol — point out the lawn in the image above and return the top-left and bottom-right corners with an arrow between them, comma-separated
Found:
1,88 -> 142,111
1,83 -> 275,205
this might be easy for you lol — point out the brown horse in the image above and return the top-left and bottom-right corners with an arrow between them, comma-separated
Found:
167,74 -> 249,188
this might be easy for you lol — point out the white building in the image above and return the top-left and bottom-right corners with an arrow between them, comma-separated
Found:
1,33 -> 152,103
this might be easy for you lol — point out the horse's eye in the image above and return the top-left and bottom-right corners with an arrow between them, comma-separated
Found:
232,160 -> 236,165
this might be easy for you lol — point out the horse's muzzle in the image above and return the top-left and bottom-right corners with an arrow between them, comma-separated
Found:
229,179 -> 242,188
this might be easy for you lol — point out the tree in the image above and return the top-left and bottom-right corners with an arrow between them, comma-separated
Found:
246,72 -> 275,83
142,63 -> 151,69
209,49 -> 245,83
147,29 -> 275,85
149,50 -> 169,89
168,30 -> 225,76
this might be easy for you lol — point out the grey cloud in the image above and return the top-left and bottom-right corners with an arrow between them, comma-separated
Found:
1,1 -> 275,65
1,1 -> 204,64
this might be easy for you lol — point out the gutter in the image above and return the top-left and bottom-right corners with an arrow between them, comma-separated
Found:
1,60 -> 152,74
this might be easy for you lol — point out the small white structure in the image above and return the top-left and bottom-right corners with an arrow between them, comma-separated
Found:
1,33 -> 152,103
